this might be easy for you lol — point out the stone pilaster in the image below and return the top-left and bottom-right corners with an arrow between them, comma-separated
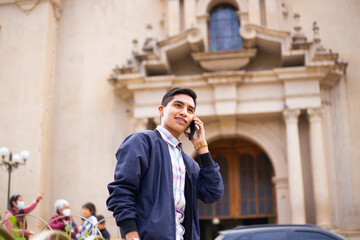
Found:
307,108 -> 332,228
196,14 -> 209,51
184,0 -> 196,29
167,0 -> 180,36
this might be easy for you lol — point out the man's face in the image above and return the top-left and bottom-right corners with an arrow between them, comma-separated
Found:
158,94 -> 195,139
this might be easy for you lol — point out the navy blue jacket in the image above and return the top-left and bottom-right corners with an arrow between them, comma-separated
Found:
107,130 -> 224,240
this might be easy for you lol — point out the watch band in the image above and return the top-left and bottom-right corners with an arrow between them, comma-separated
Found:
194,140 -> 208,151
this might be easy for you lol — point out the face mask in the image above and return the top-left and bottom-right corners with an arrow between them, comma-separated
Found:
63,208 -> 71,216
17,201 -> 24,210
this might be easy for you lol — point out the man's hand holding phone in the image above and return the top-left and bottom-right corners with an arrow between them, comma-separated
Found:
185,116 -> 209,154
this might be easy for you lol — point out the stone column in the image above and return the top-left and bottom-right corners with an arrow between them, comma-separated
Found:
283,109 -> 306,224
307,108 -> 332,228
167,0 -> 180,36
273,177 -> 291,224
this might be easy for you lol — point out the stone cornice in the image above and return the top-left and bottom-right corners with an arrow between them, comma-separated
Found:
0,0 -> 63,19
109,66 -> 335,97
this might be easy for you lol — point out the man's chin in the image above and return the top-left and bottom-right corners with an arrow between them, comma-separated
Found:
170,125 -> 187,136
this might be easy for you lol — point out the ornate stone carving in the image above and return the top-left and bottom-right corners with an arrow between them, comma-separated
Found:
292,13 -> 308,49
307,108 -> 323,123
15,0 -> 40,14
9,0 -> 63,19
187,28 -> 204,52
191,48 -> 257,71
13,0 -> 62,19
143,24 -> 154,53
312,22 -> 326,52
283,109 -> 300,124
50,0 -> 63,20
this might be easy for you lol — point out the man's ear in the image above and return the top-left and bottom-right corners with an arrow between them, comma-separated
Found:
158,105 -> 164,116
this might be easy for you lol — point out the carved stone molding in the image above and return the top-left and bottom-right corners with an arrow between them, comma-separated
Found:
283,109 -> 300,124
15,0 -> 39,14
191,48 -> 257,71
3,0 -> 63,19
307,108 -> 324,123
50,0 -> 63,20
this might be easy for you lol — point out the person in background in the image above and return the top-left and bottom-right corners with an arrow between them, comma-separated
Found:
4,193 -> 43,240
96,215 -> 111,240
76,202 -> 98,240
48,199 -> 78,239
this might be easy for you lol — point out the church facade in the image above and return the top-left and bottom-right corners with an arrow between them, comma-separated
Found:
0,0 -> 359,239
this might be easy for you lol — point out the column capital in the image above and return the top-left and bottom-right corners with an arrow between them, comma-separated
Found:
283,109 -> 300,124
307,108 -> 324,122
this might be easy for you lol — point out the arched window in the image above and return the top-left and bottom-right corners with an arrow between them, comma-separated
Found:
209,4 -> 242,52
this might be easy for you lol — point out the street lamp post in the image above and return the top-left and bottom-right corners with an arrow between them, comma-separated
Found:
0,147 -> 29,209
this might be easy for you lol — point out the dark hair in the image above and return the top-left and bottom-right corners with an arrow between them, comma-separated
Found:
97,215 -> 105,224
82,202 -> 96,216
9,194 -> 21,209
161,87 -> 197,108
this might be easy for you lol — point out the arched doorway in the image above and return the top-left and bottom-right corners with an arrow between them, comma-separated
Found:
198,138 -> 277,240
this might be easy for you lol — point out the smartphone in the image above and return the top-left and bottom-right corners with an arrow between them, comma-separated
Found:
188,120 -> 197,141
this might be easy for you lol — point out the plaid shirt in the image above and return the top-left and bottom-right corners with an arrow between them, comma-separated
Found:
157,126 -> 186,240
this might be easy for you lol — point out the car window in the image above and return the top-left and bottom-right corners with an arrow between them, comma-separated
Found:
223,233 -> 249,240
236,235 -> 249,240
295,231 -> 338,240
251,231 -> 288,240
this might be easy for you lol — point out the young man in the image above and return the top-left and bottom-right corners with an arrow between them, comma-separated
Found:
107,87 -> 224,240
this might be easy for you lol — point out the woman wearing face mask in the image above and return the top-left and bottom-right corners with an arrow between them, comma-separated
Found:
3,193 -> 43,239
48,199 -> 78,239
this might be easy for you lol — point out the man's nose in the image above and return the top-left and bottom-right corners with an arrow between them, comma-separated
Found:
179,107 -> 187,116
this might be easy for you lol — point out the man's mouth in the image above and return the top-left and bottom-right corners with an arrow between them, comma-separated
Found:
175,117 -> 187,124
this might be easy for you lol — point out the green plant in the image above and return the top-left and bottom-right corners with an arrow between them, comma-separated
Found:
8,215 -> 25,240
78,230 -> 89,240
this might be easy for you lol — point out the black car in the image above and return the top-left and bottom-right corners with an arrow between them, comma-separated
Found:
215,224 -> 347,240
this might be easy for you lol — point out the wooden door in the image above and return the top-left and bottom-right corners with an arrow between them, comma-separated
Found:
198,138 -> 276,221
